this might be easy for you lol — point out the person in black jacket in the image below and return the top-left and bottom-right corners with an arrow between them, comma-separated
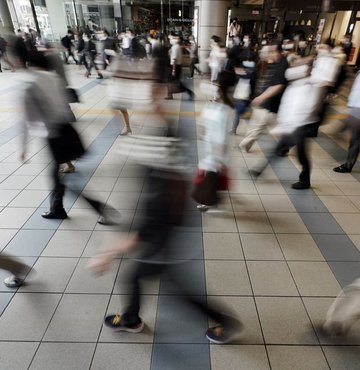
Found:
84,34 -> 103,79
61,30 -> 78,64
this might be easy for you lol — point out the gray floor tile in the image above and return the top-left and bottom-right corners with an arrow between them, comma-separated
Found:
0,189 -> 21,206
0,293 -> 61,340
152,344 -> 210,370
71,191 -> 110,209
160,260 -> 206,296
231,194 -> 265,212
113,177 -> 144,192
202,212 -> 238,233
0,292 -> 13,315
208,296 -> 263,344
19,257 -> 78,293
299,213 -> 345,234
4,229 -> 54,257
58,208 -> 99,231
0,175 -> 35,190
328,261 -> 360,288
312,234 -> 360,261
0,342 -> 39,370
91,343 -> 152,370
267,212 -> 308,234
247,261 -> 299,296
82,231 -> 120,258
99,294 -> 158,343
0,229 -> 17,252
210,345 -> 270,370
289,195 -> 328,213
288,261 -> 341,296
25,176 -> 52,191
154,295 -> 208,343
166,231 -> 203,260
0,207 -> 36,229
256,297 -> 318,344
277,234 -> 324,261
42,230 -> 92,257
44,294 -> 109,342
22,208 -> 63,230
9,190 -> 49,208
84,176 -> 117,192
260,194 -> 296,212
322,346 -> 360,370
205,261 -> 252,295
30,342 -> 96,370
235,212 -> 273,233
66,258 -> 119,294
267,345 -> 329,370
203,233 -> 243,260
241,233 -> 283,260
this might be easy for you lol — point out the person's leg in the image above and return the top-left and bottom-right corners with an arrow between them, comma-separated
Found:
239,107 -> 270,152
176,65 -> 194,100
42,161 -> 67,218
189,58 -> 195,78
230,100 -> 248,134
292,126 -> 311,189
119,108 -> 132,135
0,254 -> 30,288
334,115 -> 360,173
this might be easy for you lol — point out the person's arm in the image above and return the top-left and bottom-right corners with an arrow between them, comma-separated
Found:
251,84 -> 285,106
88,232 -> 140,275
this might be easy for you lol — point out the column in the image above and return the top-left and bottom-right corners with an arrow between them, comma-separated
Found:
0,0 -> 14,34
45,0 -> 68,41
195,0 -> 229,72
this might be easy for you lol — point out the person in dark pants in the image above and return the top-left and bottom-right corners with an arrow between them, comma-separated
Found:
167,35 -> 194,100
333,72 -> 360,173
186,35 -> 201,78
61,30 -> 78,64
90,165 -> 242,344
84,34 -> 103,79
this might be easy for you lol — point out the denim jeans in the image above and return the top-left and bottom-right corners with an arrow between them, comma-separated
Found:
231,100 -> 249,132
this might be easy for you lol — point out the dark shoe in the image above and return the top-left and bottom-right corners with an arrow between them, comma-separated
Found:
165,96 -> 173,100
96,74 -> 103,79
333,164 -> 352,173
187,76 -> 193,79
104,314 -> 144,333
85,71 -> 91,78
41,210 -> 68,219
206,321 -> 243,344
291,181 -> 311,190
4,275 -> 24,288
249,169 -> 261,179
98,209 -> 121,226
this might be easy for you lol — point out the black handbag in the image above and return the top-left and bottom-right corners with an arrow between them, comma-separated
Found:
48,123 -> 85,164
191,171 -> 219,206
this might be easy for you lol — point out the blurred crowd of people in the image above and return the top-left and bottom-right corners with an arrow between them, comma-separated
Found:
0,23 -> 359,346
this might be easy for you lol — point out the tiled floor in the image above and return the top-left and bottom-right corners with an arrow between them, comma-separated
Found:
0,65 -> 360,370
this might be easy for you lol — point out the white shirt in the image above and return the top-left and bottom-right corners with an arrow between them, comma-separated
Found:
170,43 -> 182,65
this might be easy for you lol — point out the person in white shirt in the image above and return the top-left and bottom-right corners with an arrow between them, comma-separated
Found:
166,35 -> 194,100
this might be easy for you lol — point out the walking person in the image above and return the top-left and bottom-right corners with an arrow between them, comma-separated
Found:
333,71 -> 360,173
186,35 -> 201,79
61,30 -> 78,64
0,35 -> 15,72
166,34 -> 194,100
84,34 -> 103,79
239,42 -> 288,152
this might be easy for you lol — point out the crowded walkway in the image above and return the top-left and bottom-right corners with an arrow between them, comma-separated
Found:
0,62 -> 359,369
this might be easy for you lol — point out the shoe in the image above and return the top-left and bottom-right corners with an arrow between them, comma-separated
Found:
197,204 -> 210,212
96,74 -> 103,79
120,127 -> 132,136
291,181 -> 311,190
333,164 -> 352,173
4,275 -> 24,288
41,210 -> 68,219
98,208 -> 121,226
249,169 -> 261,178
228,130 -> 236,135
85,71 -> 91,78
188,93 -> 195,101
104,314 -> 144,333
59,165 -> 75,173
165,96 -> 173,100
187,76 -> 193,79
206,324 -> 241,344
